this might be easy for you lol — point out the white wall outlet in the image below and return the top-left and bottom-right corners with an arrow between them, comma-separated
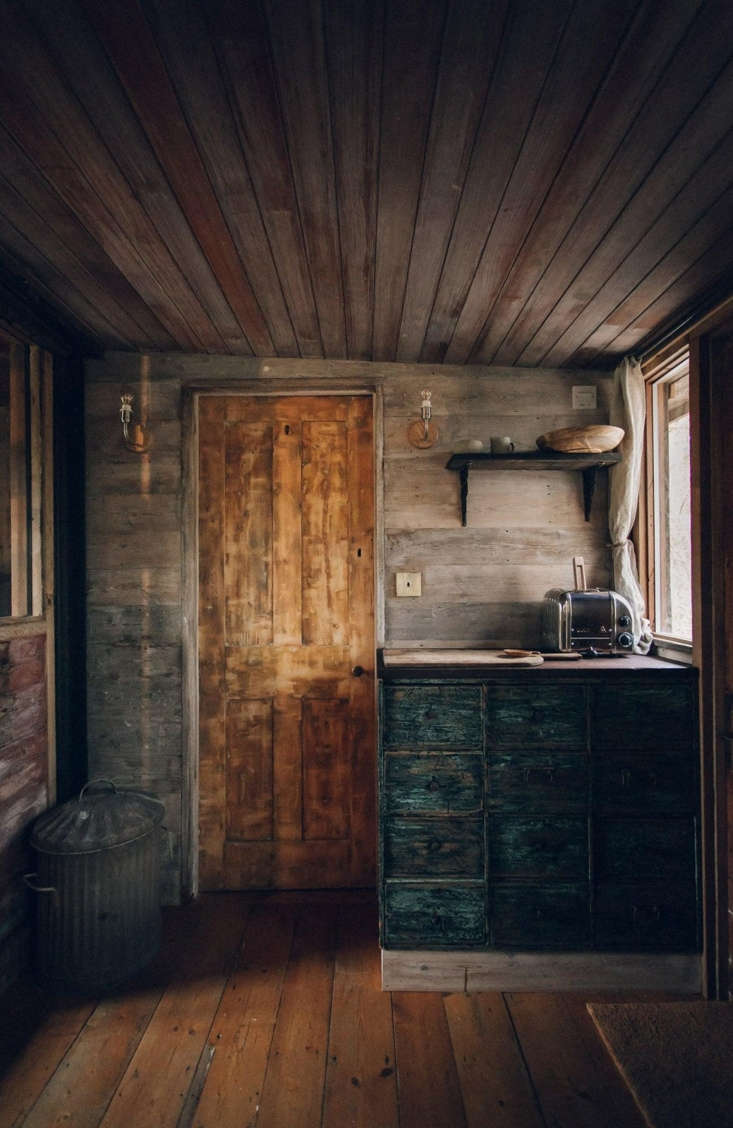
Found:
395,572 -> 422,597
572,385 -> 597,409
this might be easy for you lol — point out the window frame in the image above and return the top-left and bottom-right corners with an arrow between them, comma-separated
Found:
640,344 -> 693,654
0,335 -> 46,625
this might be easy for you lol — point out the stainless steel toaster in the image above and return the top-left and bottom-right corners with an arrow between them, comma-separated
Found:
541,588 -> 635,652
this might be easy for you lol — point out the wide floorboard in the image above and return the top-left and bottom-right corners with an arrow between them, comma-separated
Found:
0,892 -> 659,1127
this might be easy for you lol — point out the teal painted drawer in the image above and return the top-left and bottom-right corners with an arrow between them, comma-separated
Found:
591,685 -> 695,751
492,883 -> 590,949
383,883 -> 487,948
384,754 -> 483,815
382,685 -> 483,750
488,750 -> 587,812
594,883 -> 699,951
485,686 -> 585,749
383,817 -> 484,878
594,757 -> 696,814
489,815 -> 588,878
595,817 -> 697,883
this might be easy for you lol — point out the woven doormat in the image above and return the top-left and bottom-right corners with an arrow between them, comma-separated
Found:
587,1002 -> 733,1128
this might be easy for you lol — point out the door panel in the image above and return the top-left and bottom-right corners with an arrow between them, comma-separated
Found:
198,395 -> 375,890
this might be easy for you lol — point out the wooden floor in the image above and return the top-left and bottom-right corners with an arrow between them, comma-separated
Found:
0,891 -> 659,1128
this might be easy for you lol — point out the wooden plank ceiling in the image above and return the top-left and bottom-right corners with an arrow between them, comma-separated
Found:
0,0 -> 732,366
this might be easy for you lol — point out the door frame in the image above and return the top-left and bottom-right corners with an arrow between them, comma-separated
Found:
181,384 -> 383,898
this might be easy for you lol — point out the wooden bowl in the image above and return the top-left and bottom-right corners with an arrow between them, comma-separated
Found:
536,424 -> 624,454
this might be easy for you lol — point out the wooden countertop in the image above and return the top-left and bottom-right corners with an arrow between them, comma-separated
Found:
378,648 -> 696,679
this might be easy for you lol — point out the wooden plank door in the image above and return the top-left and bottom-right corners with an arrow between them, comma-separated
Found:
198,395 -> 375,890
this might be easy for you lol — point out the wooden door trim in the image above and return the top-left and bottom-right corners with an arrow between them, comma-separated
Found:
690,328 -> 730,999
182,385 -> 382,898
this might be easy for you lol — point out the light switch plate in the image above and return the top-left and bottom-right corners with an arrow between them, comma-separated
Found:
572,385 -> 597,409
396,572 -> 422,597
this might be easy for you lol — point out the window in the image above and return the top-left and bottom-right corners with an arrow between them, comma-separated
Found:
0,333 -> 43,620
644,349 -> 692,644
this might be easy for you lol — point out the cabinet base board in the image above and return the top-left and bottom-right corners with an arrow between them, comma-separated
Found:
381,949 -> 701,994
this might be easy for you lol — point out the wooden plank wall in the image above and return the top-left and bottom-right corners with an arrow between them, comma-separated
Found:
0,634 -> 48,994
85,354 -> 613,898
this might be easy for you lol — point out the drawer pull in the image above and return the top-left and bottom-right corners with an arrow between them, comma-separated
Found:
426,838 -> 443,854
426,778 -> 441,793
632,904 -> 661,923
621,769 -> 631,787
523,767 -> 556,785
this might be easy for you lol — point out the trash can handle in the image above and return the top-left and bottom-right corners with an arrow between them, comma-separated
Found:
79,778 -> 118,799
24,873 -> 59,906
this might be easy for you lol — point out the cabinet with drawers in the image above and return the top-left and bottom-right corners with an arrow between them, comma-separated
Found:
379,661 -> 700,955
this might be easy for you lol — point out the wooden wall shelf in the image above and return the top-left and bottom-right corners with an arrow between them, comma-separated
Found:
445,451 -> 622,525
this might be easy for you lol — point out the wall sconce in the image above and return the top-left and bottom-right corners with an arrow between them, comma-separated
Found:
407,388 -> 439,449
120,393 -> 151,452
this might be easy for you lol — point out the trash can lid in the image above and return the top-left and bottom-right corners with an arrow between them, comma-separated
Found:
31,779 -> 165,854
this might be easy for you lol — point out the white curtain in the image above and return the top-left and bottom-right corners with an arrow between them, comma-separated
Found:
609,357 -> 653,653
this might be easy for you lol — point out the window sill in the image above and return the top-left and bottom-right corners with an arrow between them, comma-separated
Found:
652,636 -> 693,664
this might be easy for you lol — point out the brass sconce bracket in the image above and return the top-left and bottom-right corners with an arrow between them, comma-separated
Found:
120,393 -> 152,452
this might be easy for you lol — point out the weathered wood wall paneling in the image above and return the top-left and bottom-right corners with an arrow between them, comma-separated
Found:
0,635 -> 48,993
86,354 -> 612,896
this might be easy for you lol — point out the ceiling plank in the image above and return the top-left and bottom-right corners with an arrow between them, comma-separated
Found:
573,181 -> 733,365
373,0 -> 448,362
445,0 -> 642,365
323,0 -> 382,360
142,0 -> 298,357
0,0 -> 218,351
263,0 -> 346,358
395,0 -> 508,363
583,220 -> 733,362
472,0 -> 704,366
0,124 -> 176,350
0,225 -> 120,348
508,0 -> 733,368
0,262 -> 98,353
577,201 -> 733,360
418,0 -> 572,363
528,56 -> 733,367
208,0 -> 323,357
553,130 -> 733,367
71,0 -> 267,354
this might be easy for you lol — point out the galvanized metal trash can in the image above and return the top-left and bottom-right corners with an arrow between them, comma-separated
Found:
25,779 -> 165,993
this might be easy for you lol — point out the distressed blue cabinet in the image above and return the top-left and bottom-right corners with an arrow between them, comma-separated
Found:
379,663 -> 700,953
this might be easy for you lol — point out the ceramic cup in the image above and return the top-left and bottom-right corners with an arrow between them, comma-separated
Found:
490,435 -> 515,453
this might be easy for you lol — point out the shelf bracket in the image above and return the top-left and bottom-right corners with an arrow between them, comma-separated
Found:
459,463 -> 469,527
581,467 -> 597,522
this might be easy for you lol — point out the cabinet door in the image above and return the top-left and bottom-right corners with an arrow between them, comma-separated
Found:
591,685 -> 695,751
382,685 -> 483,750
488,750 -> 587,812
595,817 -> 697,883
492,883 -> 590,948
384,817 -> 484,878
485,686 -> 585,748
594,757 -> 696,814
384,754 -> 483,815
383,883 -> 487,948
594,884 -> 699,950
489,815 -> 588,878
